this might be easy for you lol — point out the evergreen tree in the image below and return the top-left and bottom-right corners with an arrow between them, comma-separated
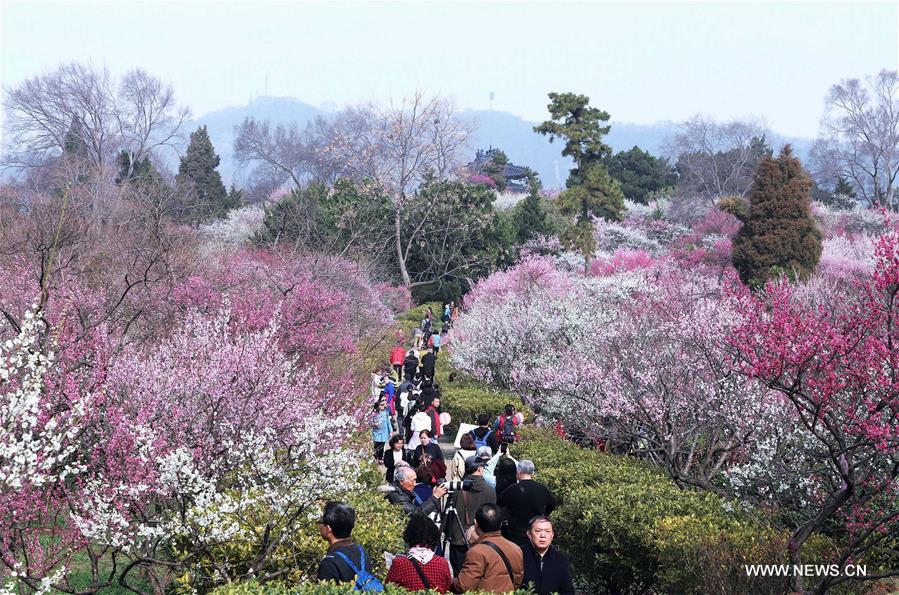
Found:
833,176 -> 857,199
177,126 -> 231,220
512,177 -> 552,243
535,93 -> 623,273
731,146 -> 822,288
115,150 -> 165,187
604,145 -> 677,204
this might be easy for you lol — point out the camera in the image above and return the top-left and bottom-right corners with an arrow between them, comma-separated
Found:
438,479 -> 474,492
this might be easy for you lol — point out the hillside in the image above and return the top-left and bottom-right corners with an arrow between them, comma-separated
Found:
189,96 -> 812,190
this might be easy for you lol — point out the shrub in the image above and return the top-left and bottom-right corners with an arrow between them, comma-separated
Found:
510,428 -> 838,594
175,464 -> 405,592
438,380 -> 531,437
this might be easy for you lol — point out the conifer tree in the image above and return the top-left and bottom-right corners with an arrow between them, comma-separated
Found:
833,176 -> 857,199
512,176 -> 552,243
535,93 -> 624,273
177,126 -> 232,219
731,145 -> 822,287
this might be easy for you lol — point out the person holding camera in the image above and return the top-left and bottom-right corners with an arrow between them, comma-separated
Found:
446,455 -> 496,574
450,502 -> 524,594
386,465 -> 448,516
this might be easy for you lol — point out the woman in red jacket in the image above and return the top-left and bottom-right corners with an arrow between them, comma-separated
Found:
386,514 -> 452,593
390,343 -> 407,380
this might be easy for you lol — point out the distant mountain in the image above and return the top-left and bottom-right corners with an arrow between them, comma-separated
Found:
190,96 -> 812,190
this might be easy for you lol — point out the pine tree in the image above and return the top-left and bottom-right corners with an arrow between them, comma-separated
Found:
512,177 -> 552,243
535,93 -> 624,274
833,176 -> 857,199
731,146 -> 822,288
177,126 -> 230,220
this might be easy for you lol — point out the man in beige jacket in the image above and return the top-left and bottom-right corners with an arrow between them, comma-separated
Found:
451,502 -> 524,593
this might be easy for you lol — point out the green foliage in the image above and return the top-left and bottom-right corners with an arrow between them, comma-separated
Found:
438,378 -> 532,437
510,427 -> 837,594
480,148 -> 510,191
716,195 -> 750,223
511,179 -> 553,244
177,125 -> 235,220
833,176 -> 857,199
174,464 -> 405,593
732,146 -> 823,288
534,92 -> 613,173
604,145 -> 678,204
115,150 -> 166,188
405,180 -> 514,304
255,184 -> 326,246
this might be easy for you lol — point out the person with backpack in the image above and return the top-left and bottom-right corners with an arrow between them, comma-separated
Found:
493,404 -> 521,452
316,501 -> 384,591
386,513 -> 452,593
470,414 -> 500,455
449,432 -> 477,483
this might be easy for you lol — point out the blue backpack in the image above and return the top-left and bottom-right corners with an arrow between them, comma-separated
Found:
469,428 -> 493,451
332,546 -> 384,592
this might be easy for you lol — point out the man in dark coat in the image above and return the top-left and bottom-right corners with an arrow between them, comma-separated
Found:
522,516 -> 575,595
420,347 -> 437,381
496,460 -> 557,549
386,465 -> 447,515
447,455 -> 497,573
403,350 -> 420,382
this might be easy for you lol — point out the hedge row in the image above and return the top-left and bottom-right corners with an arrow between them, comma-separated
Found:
508,427 -> 838,595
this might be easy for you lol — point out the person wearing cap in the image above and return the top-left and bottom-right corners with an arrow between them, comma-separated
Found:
445,452 -> 496,574
522,516 -> 575,595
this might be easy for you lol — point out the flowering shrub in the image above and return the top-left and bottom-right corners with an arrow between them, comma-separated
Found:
729,231 -> 899,593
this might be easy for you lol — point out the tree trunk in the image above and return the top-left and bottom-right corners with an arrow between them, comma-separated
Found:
395,208 -> 411,287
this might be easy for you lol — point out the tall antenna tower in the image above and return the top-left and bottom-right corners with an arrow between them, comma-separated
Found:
489,91 -> 494,111
265,73 -> 269,96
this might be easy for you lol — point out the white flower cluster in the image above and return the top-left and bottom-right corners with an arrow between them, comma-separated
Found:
0,306 -> 87,490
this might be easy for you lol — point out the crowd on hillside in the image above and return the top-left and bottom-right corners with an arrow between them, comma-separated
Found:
314,305 -> 574,594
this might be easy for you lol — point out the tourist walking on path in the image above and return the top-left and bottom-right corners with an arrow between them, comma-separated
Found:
493,404 -> 521,452
384,434 -> 411,483
421,347 -> 437,381
522,516 -> 575,595
371,398 -> 393,463
496,460 -> 558,549
316,502 -> 381,590
470,414 -> 500,455
449,433 -> 477,483
386,514 -> 453,593
412,429 -> 445,470
446,455 -> 497,574
390,343 -> 406,380
450,503 -> 524,593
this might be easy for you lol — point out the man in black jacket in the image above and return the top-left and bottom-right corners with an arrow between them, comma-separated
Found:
446,455 -> 497,573
403,350 -> 420,383
522,516 -> 575,595
497,460 -> 557,548
316,501 -> 372,584
386,465 -> 447,515
420,347 -> 437,381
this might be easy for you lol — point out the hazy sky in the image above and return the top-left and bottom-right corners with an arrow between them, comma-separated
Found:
1,1 -> 896,138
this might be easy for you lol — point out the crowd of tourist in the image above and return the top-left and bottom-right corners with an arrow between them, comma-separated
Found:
315,306 -> 575,594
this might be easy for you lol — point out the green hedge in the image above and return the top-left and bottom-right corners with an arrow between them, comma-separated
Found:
212,581 -> 533,594
509,427 -> 840,594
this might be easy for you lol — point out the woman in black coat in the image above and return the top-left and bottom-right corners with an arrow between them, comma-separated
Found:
383,434 -> 410,482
